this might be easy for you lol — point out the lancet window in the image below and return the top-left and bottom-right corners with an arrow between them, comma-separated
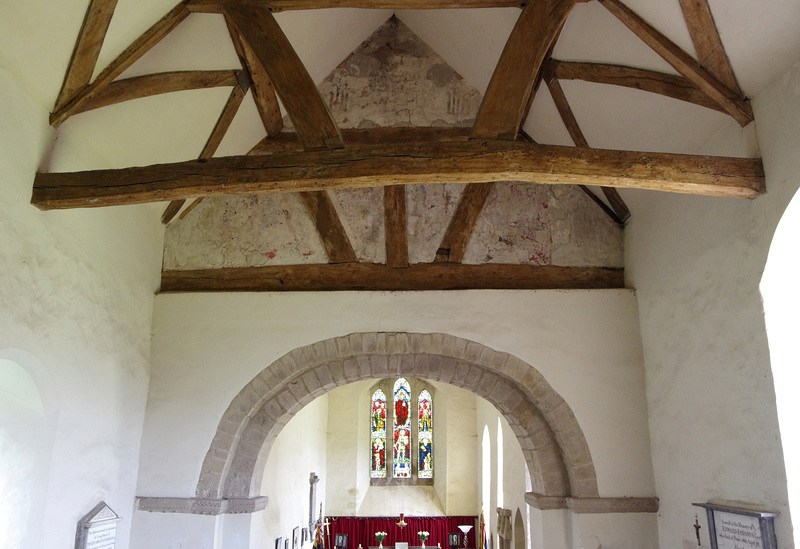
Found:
369,378 -> 433,482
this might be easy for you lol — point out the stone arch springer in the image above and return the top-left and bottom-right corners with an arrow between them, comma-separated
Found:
139,333 -> 655,515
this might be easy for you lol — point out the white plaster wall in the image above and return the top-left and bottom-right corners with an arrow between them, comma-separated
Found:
260,394 -> 329,548
0,65 -> 164,549
142,290 -> 653,507
432,382 -> 479,516
623,58 -> 800,549
326,381 -> 373,516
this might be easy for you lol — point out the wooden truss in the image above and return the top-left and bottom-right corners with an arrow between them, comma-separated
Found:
38,0 -> 761,291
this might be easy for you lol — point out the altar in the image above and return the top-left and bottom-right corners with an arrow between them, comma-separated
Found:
327,516 -> 477,549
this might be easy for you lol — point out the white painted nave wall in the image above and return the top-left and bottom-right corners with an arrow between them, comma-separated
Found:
624,58 -> 800,549
135,289 -> 656,546
0,66 -> 164,549
259,394 -> 329,549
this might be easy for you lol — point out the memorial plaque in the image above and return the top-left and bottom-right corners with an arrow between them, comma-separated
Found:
75,501 -> 121,549
693,503 -> 777,549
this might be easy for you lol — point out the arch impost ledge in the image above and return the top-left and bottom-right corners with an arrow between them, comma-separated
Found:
196,332 -> 599,502
136,496 -> 268,515
525,492 -> 659,513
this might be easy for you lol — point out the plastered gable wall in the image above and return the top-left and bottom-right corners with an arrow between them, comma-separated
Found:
0,66 -> 164,549
162,17 -> 623,272
624,58 -> 800,549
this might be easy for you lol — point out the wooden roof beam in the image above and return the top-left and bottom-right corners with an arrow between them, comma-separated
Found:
384,186 -> 409,268
226,18 -> 284,138
298,191 -> 357,263
248,127 -> 473,155
188,0 -> 526,13
54,0 -> 120,112
434,0 -> 576,264
678,0 -> 742,95
548,60 -> 728,114
543,66 -> 630,223
51,1 -> 191,127
32,140 -> 766,210
161,263 -> 624,292
74,70 -> 244,115
598,0 -> 752,126
224,4 -> 342,150
472,0 -> 577,140
162,76 -> 249,223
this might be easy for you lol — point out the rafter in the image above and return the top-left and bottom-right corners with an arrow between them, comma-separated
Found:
51,1 -> 191,127
549,60 -> 727,114
188,0 -> 526,13
436,0 -> 576,263
54,0 -> 120,112
544,71 -> 629,223
384,186 -> 409,268
435,183 -> 496,263
226,18 -> 283,137
32,141 -> 766,210
224,4 -> 352,258
224,4 -> 342,150
678,0 -> 741,94
598,0 -> 752,126
75,70 -> 244,115
162,77 -> 249,223
472,0 -> 577,140
298,191 -> 357,263
160,263 -> 624,292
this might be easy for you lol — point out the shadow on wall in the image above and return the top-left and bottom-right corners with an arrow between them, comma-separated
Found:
0,352 -> 56,549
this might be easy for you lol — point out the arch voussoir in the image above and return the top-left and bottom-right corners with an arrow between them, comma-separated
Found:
195,332 -> 598,504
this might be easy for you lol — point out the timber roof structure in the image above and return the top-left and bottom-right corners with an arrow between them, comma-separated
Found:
25,0 -> 800,291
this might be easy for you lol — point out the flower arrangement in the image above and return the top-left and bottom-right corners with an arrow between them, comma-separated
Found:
418,532 -> 430,542
375,532 -> 388,544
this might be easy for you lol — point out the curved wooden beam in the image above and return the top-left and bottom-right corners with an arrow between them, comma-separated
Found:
549,60 -> 726,114
598,0 -> 752,126
75,70 -> 244,115
51,1 -> 191,127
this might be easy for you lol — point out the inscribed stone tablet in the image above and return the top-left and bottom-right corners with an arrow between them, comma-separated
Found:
85,522 -> 117,549
75,501 -> 120,549
714,511 -> 762,549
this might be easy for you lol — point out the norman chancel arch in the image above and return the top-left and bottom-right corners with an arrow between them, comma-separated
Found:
138,332 -> 657,518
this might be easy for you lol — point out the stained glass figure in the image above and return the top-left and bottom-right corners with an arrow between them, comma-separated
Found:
393,378 -> 412,478
418,389 -> 433,478
371,389 -> 387,478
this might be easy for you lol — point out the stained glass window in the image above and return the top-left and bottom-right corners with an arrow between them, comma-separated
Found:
371,389 -> 387,478
393,378 -> 412,478
418,389 -> 433,478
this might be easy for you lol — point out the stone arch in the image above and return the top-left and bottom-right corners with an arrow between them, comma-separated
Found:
195,332 -> 598,501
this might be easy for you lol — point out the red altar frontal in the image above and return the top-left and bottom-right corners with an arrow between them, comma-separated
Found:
327,516 -> 477,549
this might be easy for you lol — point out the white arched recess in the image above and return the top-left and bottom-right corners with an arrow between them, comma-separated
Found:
137,333 -> 658,548
0,350 -> 56,549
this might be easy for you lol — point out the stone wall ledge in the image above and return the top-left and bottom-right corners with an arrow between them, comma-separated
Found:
136,496 -> 269,515
526,493 -> 659,513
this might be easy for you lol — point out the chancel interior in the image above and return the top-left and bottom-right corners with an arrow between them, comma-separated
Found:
3,0 -> 800,548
